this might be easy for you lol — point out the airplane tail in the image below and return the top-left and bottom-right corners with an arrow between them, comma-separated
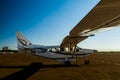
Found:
16,31 -> 32,50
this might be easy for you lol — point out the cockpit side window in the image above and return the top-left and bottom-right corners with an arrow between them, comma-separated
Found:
48,48 -> 60,53
31,48 -> 47,53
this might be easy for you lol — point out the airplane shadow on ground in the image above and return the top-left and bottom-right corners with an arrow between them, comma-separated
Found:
0,62 -> 79,80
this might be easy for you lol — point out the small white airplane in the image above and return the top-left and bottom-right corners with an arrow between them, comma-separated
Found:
16,0 -> 120,65
16,31 -> 95,65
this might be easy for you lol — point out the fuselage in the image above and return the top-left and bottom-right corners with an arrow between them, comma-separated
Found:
20,44 -> 95,62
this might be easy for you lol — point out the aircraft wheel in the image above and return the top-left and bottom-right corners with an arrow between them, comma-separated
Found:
30,62 -> 43,66
85,60 -> 90,64
64,61 -> 71,65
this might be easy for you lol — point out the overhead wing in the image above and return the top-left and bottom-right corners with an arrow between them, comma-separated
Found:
70,0 -> 120,36
61,0 -> 120,51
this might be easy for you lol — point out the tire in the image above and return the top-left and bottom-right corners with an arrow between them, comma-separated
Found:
64,61 -> 71,65
85,60 -> 90,64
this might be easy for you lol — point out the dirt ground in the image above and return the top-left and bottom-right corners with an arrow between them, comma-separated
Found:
0,52 -> 120,80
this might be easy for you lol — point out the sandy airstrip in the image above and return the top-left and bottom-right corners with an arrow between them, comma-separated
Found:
0,52 -> 120,80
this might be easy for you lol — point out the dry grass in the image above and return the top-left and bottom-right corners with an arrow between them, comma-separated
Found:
0,52 -> 120,80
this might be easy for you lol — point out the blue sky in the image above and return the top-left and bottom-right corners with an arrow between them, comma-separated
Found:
0,0 -> 120,51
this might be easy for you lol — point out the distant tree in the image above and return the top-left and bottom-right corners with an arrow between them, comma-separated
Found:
2,46 -> 9,51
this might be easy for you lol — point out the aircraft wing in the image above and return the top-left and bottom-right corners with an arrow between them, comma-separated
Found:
61,0 -> 120,49
70,0 -> 120,36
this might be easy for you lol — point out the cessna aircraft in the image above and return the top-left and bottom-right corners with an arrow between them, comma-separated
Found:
16,31 -> 95,65
16,0 -> 120,65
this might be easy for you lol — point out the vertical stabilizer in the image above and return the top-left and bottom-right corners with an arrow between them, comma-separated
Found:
16,32 -> 32,49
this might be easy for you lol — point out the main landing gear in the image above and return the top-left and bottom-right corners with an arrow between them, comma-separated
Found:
64,61 -> 71,65
85,59 -> 90,64
84,56 -> 90,64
